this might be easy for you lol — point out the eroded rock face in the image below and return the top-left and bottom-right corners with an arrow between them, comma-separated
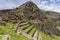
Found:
0,1 -> 60,36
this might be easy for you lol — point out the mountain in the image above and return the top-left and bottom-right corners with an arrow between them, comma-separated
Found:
0,1 -> 60,36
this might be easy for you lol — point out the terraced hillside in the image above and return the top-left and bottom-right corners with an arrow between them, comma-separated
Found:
0,1 -> 60,40
0,21 -> 60,40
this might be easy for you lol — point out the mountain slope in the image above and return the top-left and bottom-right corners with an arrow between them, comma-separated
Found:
0,1 -> 60,37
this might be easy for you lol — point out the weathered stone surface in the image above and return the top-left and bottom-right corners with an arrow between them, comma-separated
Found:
2,35 -> 10,40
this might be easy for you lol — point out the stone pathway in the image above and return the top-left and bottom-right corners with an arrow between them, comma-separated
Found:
17,30 -> 33,40
38,32 -> 42,40
2,35 -> 10,40
33,31 -> 38,40
17,30 -> 42,40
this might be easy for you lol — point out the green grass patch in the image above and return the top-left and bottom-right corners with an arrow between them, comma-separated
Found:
24,25 -> 33,32
0,35 -> 3,40
1,22 -> 60,40
29,28 -> 35,35
0,22 -> 29,40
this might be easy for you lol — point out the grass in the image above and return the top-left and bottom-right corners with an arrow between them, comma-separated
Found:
29,28 -> 35,35
36,28 -> 60,40
10,33 -> 28,40
0,22 -> 60,40
24,25 -> 33,32
0,35 -> 3,40
0,22 -> 29,40
40,32 -> 60,40
20,24 -> 30,30
41,32 -> 53,40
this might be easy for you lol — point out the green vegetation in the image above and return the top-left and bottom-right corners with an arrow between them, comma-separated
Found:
41,32 -> 60,40
0,22 -> 29,40
0,22 -> 60,40
0,1 -> 60,40
0,35 -> 2,40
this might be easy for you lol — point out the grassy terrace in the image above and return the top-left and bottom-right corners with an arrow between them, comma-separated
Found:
41,32 -> 60,40
0,22 -> 29,40
0,35 -> 2,40
0,22 -> 60,40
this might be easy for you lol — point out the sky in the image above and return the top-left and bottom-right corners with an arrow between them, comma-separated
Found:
0,0 -> 60,12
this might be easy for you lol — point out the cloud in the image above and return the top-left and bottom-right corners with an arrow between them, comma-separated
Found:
0,0 -> 19,10
37,0 -> 60,12
0,0 -> 29,10
38,4 -> 60,12
0,0 -> 60,12
0,0 -> 25,9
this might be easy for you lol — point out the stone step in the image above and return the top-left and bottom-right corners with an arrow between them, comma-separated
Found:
33,30 -> 38,40
38,32 -> 42,40
19,22 -> 28,26
17,30 -> 33,40
32,28 -> 37,37
23,26 -> 33,33
21,24 -> 30,30
22,24 -> 30,30
29,28 -> 36,36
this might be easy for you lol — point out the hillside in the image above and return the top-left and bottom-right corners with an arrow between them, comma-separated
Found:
0,1 -> 60,40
